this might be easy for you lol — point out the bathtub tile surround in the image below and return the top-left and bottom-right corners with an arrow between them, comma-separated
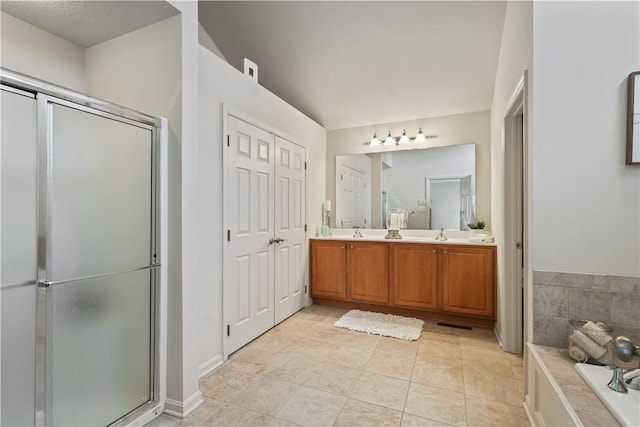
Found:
533,271 -> 640,347
146,305 -> 527,427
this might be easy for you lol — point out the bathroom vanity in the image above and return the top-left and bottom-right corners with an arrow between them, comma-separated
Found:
310,236 -> 496,328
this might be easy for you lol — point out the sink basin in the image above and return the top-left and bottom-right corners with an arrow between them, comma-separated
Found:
575,363 -> 640,426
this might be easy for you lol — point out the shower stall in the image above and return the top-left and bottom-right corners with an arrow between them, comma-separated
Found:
1,69 -> 165,426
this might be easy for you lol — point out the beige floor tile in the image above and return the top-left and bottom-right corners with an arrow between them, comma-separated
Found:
401,413 -> 456,426
303,361 -> 362,396
323,343 -> 374,370
420,331 -> 461,345
404,383 -> 467,427
459,336 -> 503,353
417,341 -> 462,360
461,349 -> 513,378
222,357 -> 267,376
415,352 -> 462,368
365,349 -> 416,380
465,396 -> 529,427
230,375 -> 299,415
351,372 -> 410,411
268,417 -> 302,427
412,360 -> 463,392
143,414 -> 183,427
334,398 -> 403,427
200,366 -> 256,401
275,386 -> 346,427
200,401 -> 275,426
162,305 -> 513,427
262,353 -> 314,384
462,366 -> 522,407
376,336 -> 420,357
181,397 -> 228,425
574,410 -> 619,427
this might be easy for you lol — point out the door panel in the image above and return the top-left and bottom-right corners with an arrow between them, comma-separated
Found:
49,270 -> 151,426
50,104 -> 152,281
1,88 -> 37,426
347,242 -> 389,304
274,137 -> 306,324
391,244 -> 438,310
224,116 -> 275,355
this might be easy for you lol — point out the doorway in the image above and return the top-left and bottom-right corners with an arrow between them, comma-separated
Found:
503,72 -> 528,354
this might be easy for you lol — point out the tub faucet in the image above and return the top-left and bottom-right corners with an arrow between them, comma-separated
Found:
353,226 -> 363,238
435,228 -> 448,241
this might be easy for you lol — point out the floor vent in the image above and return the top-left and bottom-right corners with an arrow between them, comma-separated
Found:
437,322 -> 472,330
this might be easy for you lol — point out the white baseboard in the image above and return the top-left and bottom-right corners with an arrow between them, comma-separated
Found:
164,390 -> 204,418
198,354 -> 223,378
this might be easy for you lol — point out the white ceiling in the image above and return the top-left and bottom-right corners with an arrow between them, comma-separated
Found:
199,1 -> 507,130
0,1 -> 179,48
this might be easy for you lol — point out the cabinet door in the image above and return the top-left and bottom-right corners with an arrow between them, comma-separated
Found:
310,240 -> 347,299
390,244 -> 438,310
347,242 -> 389,304
442,246 -> 496,318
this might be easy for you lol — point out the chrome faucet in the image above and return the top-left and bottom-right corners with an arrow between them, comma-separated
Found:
607,365 -> 628,393
353,226 -> 363,238
623,368 -> 640,390
435,228 -> 448,241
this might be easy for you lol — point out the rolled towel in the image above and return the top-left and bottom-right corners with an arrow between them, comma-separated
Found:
568,345 -> 589,362
582,320 -> 613,346
570,330 -> 607,359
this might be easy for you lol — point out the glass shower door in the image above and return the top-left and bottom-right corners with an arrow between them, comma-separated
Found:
42,100 -> 157,426
1,87 -> 38,426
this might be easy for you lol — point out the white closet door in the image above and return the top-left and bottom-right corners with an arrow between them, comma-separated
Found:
224,116 -> 275,356
274,137 -> 306,324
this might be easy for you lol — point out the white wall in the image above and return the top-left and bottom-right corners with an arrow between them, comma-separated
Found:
326,111 -> 491,229
198,45 -> 326,370
1,11 -> 85,91
489,1 -> 532,350
532,1 -> 640,276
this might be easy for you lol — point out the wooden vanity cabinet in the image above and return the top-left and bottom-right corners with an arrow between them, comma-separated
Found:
310,239 -> 496,326
441,246 -> 496,318
310,240 -> 347,299
390,243 -> 438,310
346,241 -> 389,304
310,240 -> 388,303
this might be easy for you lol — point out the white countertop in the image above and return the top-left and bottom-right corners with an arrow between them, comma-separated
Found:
310,229 -> 496,246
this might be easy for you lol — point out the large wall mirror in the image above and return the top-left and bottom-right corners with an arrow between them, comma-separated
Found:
335,144 -> 476,230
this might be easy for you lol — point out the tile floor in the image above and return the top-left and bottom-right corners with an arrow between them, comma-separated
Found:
147,305 -> 529,427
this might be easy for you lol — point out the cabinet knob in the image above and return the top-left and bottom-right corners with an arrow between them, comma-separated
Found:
350,245 -> 354,249
444,250 -> 448,254
433,249 -> 436,253
341,245 -> 345,249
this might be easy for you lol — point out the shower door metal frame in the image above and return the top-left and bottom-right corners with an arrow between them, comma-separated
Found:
1,68 -> 163,427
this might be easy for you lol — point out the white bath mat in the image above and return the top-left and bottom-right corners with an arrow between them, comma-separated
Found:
334,309 -> 424,341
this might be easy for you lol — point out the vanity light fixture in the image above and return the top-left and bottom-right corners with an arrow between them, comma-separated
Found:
398,129 -> 410,145
370,132 -> 380,146
383,130 -> 395,146
366,128 -> 437,146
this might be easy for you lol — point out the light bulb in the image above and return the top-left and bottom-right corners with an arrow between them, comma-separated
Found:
370,132 -> 380,146
384,130 -> 395,146
399,129 -> 410,145
415,127 -> 426,143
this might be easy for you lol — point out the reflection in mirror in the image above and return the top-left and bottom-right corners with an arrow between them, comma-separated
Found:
336,144 -> 475,230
